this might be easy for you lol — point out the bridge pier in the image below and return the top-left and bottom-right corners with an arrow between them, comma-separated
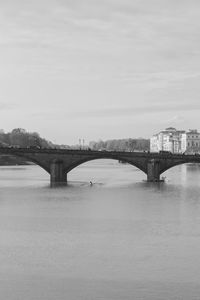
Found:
147,159 -> 161,182
50,160 -> 67,185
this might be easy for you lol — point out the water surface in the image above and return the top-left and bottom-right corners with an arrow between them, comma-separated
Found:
0,160 -> 200,299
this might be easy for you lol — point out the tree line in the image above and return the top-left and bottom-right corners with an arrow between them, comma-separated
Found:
89,138 -> 150,152
0,129 -> 150,152
0,128 -> 69,149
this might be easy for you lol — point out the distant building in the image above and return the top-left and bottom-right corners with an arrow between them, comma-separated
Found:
150,134 -> 160,152
181,129 -> 200,153
150,127 -> 185,153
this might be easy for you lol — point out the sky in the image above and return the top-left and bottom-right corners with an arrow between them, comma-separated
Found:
0,0 -> 200,145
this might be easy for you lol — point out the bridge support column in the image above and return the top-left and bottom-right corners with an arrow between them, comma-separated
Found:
50,160 -> 67,185
147,159 -> 160,182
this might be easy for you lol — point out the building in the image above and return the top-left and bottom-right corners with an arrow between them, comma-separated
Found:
150,134 -> 160,152
181,129 -> 200,153
150,127 -> 185,153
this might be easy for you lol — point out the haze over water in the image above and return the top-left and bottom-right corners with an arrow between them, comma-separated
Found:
0,160 -> 200,299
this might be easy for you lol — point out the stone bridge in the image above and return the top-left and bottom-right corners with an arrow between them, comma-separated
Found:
0,147 -> 199,184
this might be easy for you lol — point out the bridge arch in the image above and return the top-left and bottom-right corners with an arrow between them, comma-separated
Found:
160,159 -> 200,174
64,156 -> 147,175
0,152 -> 50,174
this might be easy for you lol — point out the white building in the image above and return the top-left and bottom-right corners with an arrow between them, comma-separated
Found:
150,127 -> 185,153
181,129 -> 200,153
150,134 -> 160,152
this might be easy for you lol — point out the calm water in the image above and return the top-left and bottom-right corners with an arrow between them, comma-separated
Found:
0,160 -> 200,300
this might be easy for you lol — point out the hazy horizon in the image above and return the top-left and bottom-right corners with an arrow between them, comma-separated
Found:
1,0 -> 200,144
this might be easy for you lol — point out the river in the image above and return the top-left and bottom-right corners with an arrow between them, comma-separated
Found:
0,160 -> 200,299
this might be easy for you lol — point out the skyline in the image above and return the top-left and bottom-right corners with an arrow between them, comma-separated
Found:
2,125 -> 200,147
1,0 -> 200,144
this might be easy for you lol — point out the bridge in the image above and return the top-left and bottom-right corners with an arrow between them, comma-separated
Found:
0,147 -> 199,185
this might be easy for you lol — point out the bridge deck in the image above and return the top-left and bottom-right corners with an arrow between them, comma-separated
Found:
0,147 -> 197,159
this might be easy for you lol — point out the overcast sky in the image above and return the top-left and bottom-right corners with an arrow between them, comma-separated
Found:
1,0 -> 200,144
